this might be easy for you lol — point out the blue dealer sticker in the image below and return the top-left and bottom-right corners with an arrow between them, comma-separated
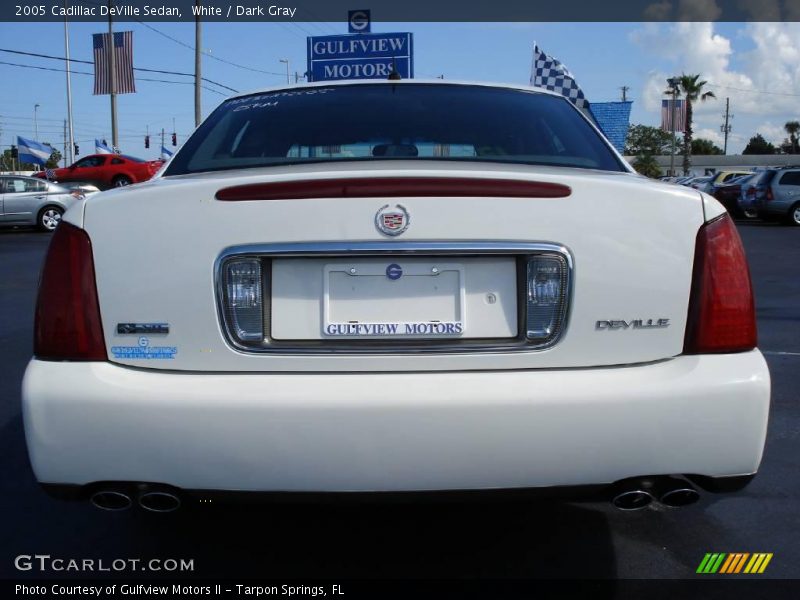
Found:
111,336 -> 177,360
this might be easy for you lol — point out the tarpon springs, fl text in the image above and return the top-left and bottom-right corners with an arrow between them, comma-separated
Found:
14,584 -> 341,597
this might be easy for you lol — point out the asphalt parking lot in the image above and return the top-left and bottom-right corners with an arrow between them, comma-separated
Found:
1,221 -> 798,582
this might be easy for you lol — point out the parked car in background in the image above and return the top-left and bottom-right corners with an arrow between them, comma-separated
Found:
23,81 -> 769,513
34,154 -> 163,190
747,167 -> 800,226
0,175 -> 81,231
688,176 -> 713,193
740,169 -> 775,218
55,182 -> 103,198
707,170 -> 754,196
713,174 -> 758,219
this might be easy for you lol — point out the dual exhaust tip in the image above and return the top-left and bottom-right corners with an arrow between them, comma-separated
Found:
611,477 -> 700,511
90,488 -> 181,513
89,477 -> 699,513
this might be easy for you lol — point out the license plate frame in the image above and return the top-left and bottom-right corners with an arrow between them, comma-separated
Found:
322,260 -> 466,339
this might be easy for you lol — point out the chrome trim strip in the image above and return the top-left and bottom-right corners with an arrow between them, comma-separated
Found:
215,241 -> 573,355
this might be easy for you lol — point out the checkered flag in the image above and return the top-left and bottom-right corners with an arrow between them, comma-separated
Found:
44,168 -> 56,180
530,43 -> 590,112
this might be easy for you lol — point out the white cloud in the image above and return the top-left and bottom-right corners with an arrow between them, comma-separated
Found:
629,22 -> 800,152
755,122 -> 789,145
632,22 -> 800,119
694,127 -> 725,145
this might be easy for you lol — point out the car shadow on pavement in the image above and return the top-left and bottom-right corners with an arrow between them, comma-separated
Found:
129,498 -> 617,579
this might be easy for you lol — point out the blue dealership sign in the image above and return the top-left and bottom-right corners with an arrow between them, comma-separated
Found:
307,33 -> 414,81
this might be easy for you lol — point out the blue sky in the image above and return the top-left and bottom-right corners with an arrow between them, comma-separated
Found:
1,20 -> 798,160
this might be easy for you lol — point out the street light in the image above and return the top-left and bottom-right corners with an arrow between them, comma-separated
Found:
34,103 -> 40,141
279,58 -> 290,85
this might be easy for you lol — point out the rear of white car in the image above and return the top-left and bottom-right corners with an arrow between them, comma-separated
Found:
22,82 -> 769,511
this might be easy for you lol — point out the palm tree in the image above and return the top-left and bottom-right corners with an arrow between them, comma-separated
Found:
678,74 -> 716,175
785,121 -> 800,154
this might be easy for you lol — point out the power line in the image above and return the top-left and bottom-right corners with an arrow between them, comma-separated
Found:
74,0 -> 284,78
135,21 -> 286,77
706,82 -> 800,98
0,59 -> 228,95
0,47 -> 237,92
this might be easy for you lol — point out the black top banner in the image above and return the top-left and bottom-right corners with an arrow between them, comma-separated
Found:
2,0 -> 798,22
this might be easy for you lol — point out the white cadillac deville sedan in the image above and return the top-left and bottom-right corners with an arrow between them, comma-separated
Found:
23,81 -> 770,512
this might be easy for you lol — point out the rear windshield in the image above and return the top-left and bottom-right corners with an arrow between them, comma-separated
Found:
165,84 -> 624,176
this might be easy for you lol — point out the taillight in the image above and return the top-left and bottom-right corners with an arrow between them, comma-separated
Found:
766,187 -> 774,202
684,214 -> 756,354
34,221 -> 107,360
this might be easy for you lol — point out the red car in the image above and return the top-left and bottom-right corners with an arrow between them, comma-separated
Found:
35,154 -> 163,190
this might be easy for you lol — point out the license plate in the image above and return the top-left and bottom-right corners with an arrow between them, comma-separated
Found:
323,261 -> 465,338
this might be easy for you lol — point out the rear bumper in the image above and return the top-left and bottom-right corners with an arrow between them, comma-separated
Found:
22,351 -> 770,493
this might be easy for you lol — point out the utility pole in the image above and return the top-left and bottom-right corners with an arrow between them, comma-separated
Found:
34,103 -> 40,140
108,0 -> 118,150
161,128 -> 165,152
194,0 -> 202,126
64,0 -> 74,166
720,97 -> 732,155
620,86 -> 629,102
665,78 -> 681,177
280,59 -> 290,84
63,119 -> 67,167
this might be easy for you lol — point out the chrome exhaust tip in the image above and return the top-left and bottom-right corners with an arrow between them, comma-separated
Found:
139,491 -> 181,513
611,489 -> 654,511
659,486 -> 700,508
90,490 -> 132,511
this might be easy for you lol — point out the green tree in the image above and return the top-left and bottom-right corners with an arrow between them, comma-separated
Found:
784,120 -> 800,153
44,147 -> 62,169
676,74 -> 716,174
632,154 -> 662,178
625,124 -> 674,155
691,138 -> 723,155
742,134 -> 776,155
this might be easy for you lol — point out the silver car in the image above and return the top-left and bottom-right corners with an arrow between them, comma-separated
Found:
0,175 -> 81,232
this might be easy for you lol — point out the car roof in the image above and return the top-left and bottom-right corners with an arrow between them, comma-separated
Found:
0,174 -> 46,181
229,79 -> 567,102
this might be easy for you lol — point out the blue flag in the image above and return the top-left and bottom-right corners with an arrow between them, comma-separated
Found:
17,136 -> 55,167
95,139 -> 113,154
161,145 -> 173,160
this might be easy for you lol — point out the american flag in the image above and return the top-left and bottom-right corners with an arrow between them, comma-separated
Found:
93,31 -> 136,95
661,99 -> 686,133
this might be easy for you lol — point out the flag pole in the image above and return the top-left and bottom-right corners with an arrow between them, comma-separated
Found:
108,0 -> 118,150
64,0 -> 75,166
194,0 -> 202,127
